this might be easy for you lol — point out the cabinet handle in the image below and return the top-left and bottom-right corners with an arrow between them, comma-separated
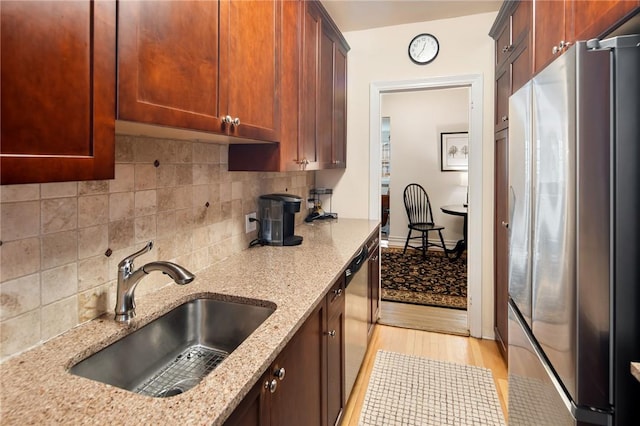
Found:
552,40 -> 571,55
501,221 -> 509,229
265,379 -> 277,393
326,330 -> 336,337
501,44 -> 512,53
501,116 -> 508,122
273,367 -> 286,381
333,288 -> 343,297
222,116 -> 241,127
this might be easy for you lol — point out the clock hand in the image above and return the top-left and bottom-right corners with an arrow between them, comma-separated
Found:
418,40 -> 426,57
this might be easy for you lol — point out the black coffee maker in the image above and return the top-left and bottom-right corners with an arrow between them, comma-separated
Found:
258,194 -> 303,246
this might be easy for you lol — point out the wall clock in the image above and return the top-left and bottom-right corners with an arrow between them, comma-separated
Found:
408,33 -> 439,65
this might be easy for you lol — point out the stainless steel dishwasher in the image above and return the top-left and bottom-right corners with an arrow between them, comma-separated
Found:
344,243 -> 369,399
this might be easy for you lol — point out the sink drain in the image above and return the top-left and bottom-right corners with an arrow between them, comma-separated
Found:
134,345 -> 229,397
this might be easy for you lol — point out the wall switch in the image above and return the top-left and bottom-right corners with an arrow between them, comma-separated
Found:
245,212 -> 257,233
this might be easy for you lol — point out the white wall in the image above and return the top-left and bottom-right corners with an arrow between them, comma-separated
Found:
381,88 -> 468,246
316,11 -> 497,338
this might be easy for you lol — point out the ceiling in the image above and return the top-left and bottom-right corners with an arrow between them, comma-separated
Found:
320,0 -> 502,32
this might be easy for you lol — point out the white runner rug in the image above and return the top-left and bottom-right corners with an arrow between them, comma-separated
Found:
359,350 -> 505,426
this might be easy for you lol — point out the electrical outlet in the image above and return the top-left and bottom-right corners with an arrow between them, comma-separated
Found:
245,212 -> 257,233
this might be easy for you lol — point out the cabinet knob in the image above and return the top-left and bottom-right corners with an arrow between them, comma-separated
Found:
501,44 -> 512,53
326,330 -> 336,337
273,367 -> 286,381
501,221 -> 509,229
333,288 -> 343,297
232,117 -> 240,126
501,115 -> 509,122
265,379 -> 278,393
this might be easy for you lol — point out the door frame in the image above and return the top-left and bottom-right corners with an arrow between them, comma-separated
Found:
369,74 -> 483,338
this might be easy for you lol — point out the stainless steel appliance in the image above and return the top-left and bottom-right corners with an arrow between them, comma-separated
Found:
344,243 -> 369,398
507,35 -> 640,425
258,194 -> 303,246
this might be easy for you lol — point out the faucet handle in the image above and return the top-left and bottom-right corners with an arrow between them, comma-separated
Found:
118,241 -> 153,268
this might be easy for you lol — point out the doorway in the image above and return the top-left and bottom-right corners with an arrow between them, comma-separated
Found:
369,75 -> 483,338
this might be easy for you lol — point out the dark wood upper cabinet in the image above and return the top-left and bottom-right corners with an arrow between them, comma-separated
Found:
533,0 -> 568,74
490,0 -> 532,132
118,0 -> 280,142
220,0 -> 280,142
534,0 -> 639,74
1,0 -> 116,185
117,1 -> 223,134
331,41 -> 348,168
228,0 -> 349,172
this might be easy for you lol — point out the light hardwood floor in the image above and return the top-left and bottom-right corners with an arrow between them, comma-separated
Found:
340,324 -> 508,425
379,301 -> 469,336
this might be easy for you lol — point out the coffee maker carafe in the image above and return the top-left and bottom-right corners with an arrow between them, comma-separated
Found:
259,194 -> 303,246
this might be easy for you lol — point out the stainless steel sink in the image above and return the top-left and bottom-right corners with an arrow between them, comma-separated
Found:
70,297 -> 275,397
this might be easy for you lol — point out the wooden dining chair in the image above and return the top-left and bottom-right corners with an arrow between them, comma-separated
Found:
402,183 -> 447,258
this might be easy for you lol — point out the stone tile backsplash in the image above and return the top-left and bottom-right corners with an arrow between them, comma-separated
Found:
0,135 -> 314,361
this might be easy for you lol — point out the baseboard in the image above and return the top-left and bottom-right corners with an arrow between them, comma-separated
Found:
387,235 -> 458,250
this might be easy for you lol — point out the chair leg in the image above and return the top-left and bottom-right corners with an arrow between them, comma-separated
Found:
403,229 -> 412,255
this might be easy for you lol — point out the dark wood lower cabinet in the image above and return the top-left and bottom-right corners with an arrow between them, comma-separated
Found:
326,277 -> 345,426
367,232 -> 380,340
494,129 -> 509,360
223,372 -> 270,426
270,303 -> 324,426
226,276 -> 345,426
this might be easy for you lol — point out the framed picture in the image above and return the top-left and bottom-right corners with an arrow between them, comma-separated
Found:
440,132 -> 469,171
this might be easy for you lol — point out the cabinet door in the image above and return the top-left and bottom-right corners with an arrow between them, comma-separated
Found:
495,65 -> 510,131
332,44 -> 348,168
511,0 -> 531,47
368,244 -> 380,338
571,0 -> 639,41
118,1 -> 223,133
511,39 -> 531,94
221,0 -> 280,142
300,0 -> 322,169
326,278 -> 345,426
534,0 -> 568,74
270,303 -> 325,426
1,0 -> 115,184
494,129 -> 509,360
494,18 -> 511,69
318,27 -> 335,168
224,371 -> 270,426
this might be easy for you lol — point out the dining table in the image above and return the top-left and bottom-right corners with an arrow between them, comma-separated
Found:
440,204 -> 467,260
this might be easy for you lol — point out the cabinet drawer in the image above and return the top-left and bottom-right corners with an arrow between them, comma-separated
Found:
327,276 -> 345,312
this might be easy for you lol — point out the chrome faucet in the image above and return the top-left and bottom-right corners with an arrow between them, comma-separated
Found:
114,241 -> 195,323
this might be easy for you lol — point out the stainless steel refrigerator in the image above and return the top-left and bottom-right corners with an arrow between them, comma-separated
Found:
507,35 -> 640,425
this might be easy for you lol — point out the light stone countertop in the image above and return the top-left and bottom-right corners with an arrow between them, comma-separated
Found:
0,218 -> 379,425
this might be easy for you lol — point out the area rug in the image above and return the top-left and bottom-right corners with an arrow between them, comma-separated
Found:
359,351 -> 505,426
381,247 -> 467,310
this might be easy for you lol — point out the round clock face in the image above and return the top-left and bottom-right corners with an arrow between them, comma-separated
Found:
408,33 -> 439,65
